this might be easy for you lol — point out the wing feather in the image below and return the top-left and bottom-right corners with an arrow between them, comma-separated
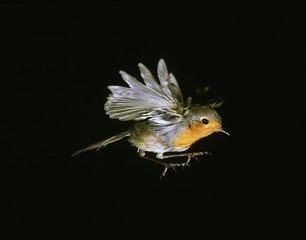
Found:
104,59 -> 185,123
169,73 -> 183,104
157,59 -> 176,104
138,63 -> 165,97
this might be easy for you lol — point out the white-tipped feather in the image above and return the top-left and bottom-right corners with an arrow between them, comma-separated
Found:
104,59 -> 185,124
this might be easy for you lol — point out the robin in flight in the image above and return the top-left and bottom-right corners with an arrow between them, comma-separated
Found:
73,59 -> 229,175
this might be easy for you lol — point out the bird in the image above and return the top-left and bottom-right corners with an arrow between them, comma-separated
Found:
72,59 -> 229,176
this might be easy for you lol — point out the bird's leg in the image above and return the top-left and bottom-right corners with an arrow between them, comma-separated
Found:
138,150 -> 210,176
139,151 -> 185,176
157,152 -> 211,175
138,150 -> 168,166
158,151 -> 211,163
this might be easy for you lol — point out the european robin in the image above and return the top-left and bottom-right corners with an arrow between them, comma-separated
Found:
73,59 -> 229,175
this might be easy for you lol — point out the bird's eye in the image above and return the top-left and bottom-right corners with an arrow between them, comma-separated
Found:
201,118 -> 209,125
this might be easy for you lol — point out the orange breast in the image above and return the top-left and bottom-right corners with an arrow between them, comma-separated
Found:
172,121 -> 216,149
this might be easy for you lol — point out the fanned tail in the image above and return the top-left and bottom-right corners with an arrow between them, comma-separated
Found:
72,131 -> 130,156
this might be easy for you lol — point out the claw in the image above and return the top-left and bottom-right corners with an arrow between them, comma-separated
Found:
161,166 -> 168,176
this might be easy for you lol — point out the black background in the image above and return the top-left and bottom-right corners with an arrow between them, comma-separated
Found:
5,2 -> 305,239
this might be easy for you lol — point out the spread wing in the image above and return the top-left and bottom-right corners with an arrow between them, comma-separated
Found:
104,59 -> 185,124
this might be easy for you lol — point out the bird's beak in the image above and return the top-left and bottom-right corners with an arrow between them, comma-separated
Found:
217,128 -> 230,136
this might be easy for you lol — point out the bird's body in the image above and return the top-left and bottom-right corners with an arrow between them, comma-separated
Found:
128,105 -> 223,154
73,59 -> 228,175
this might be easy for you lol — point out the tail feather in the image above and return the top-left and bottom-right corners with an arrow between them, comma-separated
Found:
72,131 -> 130,156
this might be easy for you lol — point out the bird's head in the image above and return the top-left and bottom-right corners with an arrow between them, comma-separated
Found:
184,104 -> 229,138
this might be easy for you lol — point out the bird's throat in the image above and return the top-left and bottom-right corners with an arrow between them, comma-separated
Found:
172,121 -> 215,149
